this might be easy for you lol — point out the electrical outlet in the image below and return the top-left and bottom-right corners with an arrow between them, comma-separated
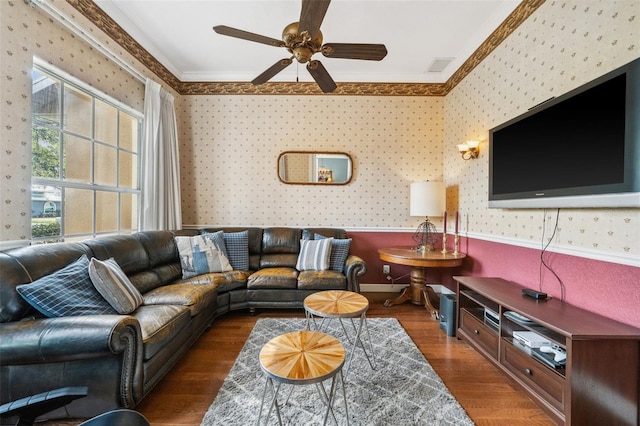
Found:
382,264 -> 390,275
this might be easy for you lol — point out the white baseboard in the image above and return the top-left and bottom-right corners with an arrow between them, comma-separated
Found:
360,283 -> 454,295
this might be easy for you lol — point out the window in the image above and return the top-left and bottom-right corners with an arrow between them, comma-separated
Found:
31,62 -> 142,243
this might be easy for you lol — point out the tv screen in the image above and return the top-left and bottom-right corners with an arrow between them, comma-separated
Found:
489,57 -> 640,208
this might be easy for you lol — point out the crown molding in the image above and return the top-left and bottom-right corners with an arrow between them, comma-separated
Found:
175,81 -> 448,96
66,0 -> 545,96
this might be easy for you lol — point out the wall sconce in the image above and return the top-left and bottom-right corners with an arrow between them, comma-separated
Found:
457,140 -> 480,160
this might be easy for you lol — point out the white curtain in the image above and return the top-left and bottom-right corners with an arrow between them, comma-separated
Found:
140,78 -> 182,231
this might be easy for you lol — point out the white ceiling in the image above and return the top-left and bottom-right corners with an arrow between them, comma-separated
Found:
95,0 -> 522,84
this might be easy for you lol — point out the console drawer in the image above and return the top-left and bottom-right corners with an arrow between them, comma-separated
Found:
501,341 -> 565,411
459,308 -> 498,359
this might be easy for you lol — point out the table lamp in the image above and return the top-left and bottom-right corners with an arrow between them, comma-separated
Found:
410,181 -> 445,252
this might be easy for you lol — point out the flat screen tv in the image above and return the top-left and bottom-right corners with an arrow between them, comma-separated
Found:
489,57 -> 640,208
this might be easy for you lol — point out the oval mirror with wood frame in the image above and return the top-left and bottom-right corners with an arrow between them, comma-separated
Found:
278,151 -> 353,185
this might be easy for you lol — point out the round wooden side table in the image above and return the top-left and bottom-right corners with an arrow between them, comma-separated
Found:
304,290 -> 376,375
378,247 -> 466,319
257,330 -> 349,426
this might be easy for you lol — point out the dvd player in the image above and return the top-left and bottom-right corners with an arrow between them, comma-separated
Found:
513,331 -> 551,348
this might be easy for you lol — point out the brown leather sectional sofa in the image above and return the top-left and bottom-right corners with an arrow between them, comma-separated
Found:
0,227 -> 366,421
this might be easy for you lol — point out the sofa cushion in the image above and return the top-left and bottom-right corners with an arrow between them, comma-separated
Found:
175,234 -> 232,278
132,304 -> 191,360
297,270 -> 347,290
315,234 -> 351,273
177,270 -> 250,293
16,255 -> 117,317
260,253 -> 298,269
247,267 -> 298,289
88,257 -> 144,314
83,235 -> 151,276
142,283 -> 217,317
136,231 -> 183,285
223,230 -> 249,270
296,238 -> 332,271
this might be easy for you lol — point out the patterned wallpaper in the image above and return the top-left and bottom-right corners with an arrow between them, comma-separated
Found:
1,0 -> 638,262
0,0 -> 148,244
444,0 -> 640,259
177,95 -> 444,228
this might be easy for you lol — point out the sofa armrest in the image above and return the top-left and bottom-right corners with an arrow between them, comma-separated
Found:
344,255 -> 367,293
0,315 -> 141,364
0,315 -> 143,407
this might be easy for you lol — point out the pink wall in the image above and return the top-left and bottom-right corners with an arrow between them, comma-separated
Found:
349,231 -> 640,328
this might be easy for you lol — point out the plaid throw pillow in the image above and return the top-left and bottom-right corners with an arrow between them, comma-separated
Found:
223,230 -> 249,270
315,233 -> 351,273
16,255 -> 116,317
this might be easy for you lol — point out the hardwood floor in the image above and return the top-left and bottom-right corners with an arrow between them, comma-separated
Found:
43,293 -> 555,425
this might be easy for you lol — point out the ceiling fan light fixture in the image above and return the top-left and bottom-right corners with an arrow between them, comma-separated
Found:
293,46 -> 314,63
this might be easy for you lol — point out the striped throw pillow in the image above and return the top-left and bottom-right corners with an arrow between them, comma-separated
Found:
296,238 -> 333,271
89,257 -> 144,314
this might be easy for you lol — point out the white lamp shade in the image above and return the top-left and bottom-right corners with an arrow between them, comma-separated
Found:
410,181 -> 446,217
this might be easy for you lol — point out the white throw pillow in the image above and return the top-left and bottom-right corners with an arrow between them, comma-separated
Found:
296,238 -> 333,271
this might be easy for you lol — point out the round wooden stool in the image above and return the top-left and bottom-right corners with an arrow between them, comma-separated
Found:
304,290 -> 376,375
257,330 -> 349,425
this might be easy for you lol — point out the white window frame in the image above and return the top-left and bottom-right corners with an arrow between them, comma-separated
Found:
31,58 -> 143,243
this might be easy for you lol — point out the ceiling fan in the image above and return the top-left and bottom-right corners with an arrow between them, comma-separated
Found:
213,0 -> 387,93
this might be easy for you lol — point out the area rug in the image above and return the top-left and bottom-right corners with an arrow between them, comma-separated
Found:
201,317 -> 474,425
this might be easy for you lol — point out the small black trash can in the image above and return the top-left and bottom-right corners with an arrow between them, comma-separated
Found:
439,293 -> 457,337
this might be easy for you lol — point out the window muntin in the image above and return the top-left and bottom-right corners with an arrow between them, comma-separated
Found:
31,64 -> 142,243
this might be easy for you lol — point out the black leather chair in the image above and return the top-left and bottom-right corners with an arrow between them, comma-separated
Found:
0,387 -> 149,426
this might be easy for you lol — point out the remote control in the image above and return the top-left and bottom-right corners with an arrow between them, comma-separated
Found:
504,311 -> 533,323
522,288 -> 547,300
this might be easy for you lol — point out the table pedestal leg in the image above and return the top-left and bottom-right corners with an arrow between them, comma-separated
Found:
421,285 -> 440,320
383,267 -> 440,320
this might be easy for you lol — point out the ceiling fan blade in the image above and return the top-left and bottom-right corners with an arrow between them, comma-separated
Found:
322,43 -> 388,61
213,25 -> 284,47
299,0 -> 331,40
307,60 -> 337,93
252,58 -> 293,85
